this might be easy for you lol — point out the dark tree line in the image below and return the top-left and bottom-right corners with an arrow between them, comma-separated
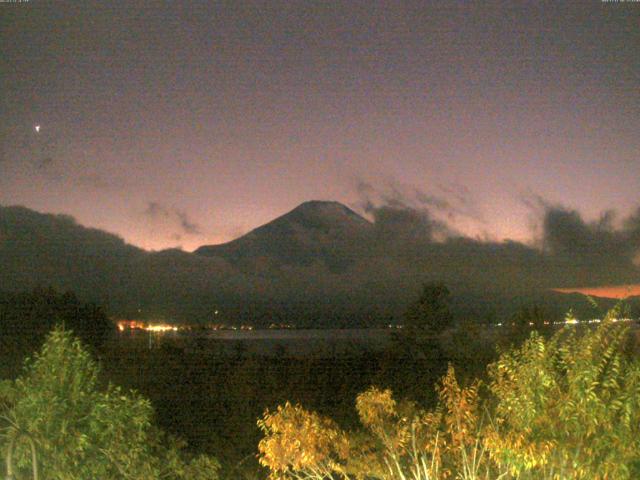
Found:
0,288 -> 114,377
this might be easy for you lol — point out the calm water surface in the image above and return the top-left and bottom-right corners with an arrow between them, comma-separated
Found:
115,328 -> 396,356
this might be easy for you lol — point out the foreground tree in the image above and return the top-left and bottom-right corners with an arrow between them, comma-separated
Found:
0,327 -> 219,480
0,288 -> 114,360
486,306 -> 640,479
392,282 -> 453,365
403,282 -> 453,337
257,402 -> 350,480
257,371 -> 497,480
258,305 -> 640,479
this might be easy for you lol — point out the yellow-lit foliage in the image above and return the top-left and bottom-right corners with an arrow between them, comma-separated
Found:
257,307 -> 640,480
356,387 -> 397,431
351,376 -> 493,480
353,387 -> 442,479
257,401 -> 350,479
435,366 -> 494,479
258,377 -> 496,479
486,306 -> 640,479
355,387 -> 411,453
437,366 -> 481,452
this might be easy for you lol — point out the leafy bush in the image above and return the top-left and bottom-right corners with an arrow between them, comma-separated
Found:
486,307 -> 640,479
257,402 -> 350,479
258,306 -> 640,480
0,327 -> 220,480
258,369 -> 495,479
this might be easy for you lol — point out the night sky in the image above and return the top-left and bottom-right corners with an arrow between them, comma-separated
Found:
1,1 -> 638,251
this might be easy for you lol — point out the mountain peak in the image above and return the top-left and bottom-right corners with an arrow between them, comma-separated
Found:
293,200 -> 352,211
286,200 -> 370,225
194,200 -> 372,269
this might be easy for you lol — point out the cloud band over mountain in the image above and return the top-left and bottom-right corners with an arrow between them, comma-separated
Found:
2,200 -> 639,326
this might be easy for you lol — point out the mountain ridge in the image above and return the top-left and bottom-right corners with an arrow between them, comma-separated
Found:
2,202 -> 640,326
194,200 -> 373,271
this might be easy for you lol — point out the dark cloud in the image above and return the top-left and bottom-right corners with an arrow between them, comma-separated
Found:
542,206 -> 640,260
144,202 -> 171,219
176,210 -> 202,235
355,179 -> 484,237
143,202 -> 202,237
355,185 -> 640,290
414,190 -> 452,212
536,204 -> 640,286
356,180 -> 450,242
4,202 -> 640,327
356,180 -> 376,199
520,192 -> 552,215
522,193 -> 640,267
435,182 -> 485,223
365,203 -> 448,243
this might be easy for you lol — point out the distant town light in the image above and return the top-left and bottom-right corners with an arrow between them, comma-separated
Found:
147,324 -> 178,332
116,320 -> 179,333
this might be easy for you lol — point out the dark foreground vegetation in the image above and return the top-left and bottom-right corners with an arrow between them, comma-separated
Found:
1,288 -> 640,479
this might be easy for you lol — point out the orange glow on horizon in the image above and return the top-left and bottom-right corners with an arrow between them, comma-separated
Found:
554,284 -> 640,300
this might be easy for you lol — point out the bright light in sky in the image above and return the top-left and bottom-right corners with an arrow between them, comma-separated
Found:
1,2 -> 638,252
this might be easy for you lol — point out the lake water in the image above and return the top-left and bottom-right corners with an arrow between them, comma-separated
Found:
114,328 -> 396,357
